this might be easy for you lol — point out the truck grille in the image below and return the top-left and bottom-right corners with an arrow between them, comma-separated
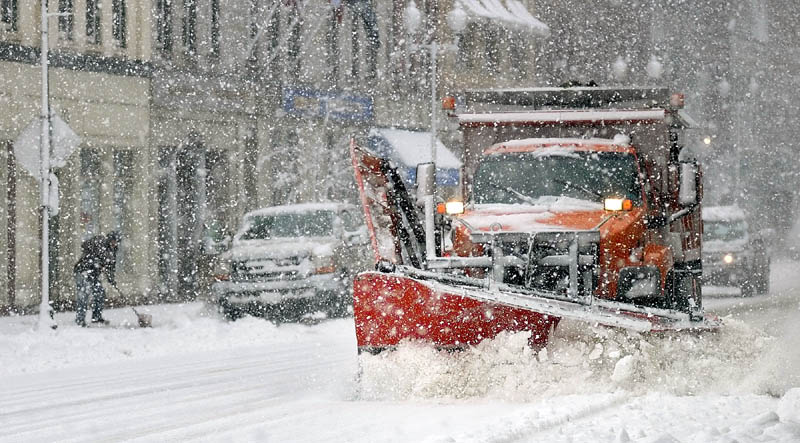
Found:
493,231 -> 599,298
231,259 -> 303,282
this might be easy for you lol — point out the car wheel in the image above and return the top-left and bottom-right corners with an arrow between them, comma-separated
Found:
740,278 -> 755,297
271,298 -> 309,323
219,298 -> 244,321
757,266 -> 770,294
316,290 -> 346,319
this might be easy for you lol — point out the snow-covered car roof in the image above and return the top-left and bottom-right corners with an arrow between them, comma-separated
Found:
244,202 -> 356,219
703,205 -> 746,222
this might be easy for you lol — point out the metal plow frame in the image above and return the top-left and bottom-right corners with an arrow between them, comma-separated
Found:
372,263 -> 720,333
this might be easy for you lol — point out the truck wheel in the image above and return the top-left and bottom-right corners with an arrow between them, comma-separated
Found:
664,272 -> 687,312
758,273 -> 770,294
740,279 -> 755,297
665,271 -> 699,314
321,290 -> 351,319
757,262 -> 770,294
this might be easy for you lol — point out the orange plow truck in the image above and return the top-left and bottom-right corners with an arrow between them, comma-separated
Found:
351,87 -> 720,354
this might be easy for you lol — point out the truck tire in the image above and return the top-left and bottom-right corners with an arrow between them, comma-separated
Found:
740,279 -> 755,297
663,271 -> 687,312
756,262 -> 770,294
318,290 -> 350,319
665,270 -> 699,314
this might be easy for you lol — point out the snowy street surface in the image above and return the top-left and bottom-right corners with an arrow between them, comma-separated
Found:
1,262 -> 800,442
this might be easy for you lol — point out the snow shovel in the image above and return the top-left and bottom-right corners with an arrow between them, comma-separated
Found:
110,283 -> 152,328
131,308 -> 152,328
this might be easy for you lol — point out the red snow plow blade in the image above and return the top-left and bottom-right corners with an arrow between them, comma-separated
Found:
353,271 -> 558,353
349,142 -> 720,353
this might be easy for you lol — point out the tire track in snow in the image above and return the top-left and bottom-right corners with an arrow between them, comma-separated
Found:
0,340 -> 311,400
423,392 -> 633,443
0,341 -> 357,442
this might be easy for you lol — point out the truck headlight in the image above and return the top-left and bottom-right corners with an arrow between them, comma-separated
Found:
437,200 -> 465,215
214,258 -> 232,281
723,253 -> 735,264
313,256 -> 336,274
604,197 -> 633,212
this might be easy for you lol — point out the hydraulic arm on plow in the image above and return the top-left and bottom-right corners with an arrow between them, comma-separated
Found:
351,87 -> 721,354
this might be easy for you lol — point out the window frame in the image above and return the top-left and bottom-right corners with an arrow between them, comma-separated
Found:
86,0 -> 102,46
1,0 -> 18,32
112,0 -> 127,48
58,0 -> 74,40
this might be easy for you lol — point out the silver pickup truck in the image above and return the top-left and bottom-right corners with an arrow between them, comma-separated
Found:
213,203 -> 370,321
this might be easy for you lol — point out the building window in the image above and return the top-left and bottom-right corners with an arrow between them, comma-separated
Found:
210,0 -> 220,58
349,0 -> 380,82
86,0 -> 101,45
183,0 -> 197,55
156,147 -> 177,296
156,0 -> 172,56
113,150 -> 133,271
1,0 -> 17,32
510,34 -> 526,78
58,0 -> 73,40
485,27 -> 500,73
112,0 -> 126,48
80,148 -> 102,238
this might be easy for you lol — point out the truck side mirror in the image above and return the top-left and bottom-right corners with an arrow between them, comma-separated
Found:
416,162 -> 436,201
679,162 -> 699,207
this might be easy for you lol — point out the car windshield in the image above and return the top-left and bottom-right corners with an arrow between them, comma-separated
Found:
472,151 -> 642,205
241,210 -> 334,240
703,220 -> 747,242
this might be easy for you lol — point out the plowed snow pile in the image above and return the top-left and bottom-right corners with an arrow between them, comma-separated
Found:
358,317 -> 780,401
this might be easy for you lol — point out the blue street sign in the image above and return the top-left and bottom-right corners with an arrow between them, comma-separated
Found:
283,88 -> 374,123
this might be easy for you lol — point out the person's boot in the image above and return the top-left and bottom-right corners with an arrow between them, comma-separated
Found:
90,316 -> 109,325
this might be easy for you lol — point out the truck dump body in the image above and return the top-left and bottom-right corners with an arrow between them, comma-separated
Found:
350,87 -> 720,353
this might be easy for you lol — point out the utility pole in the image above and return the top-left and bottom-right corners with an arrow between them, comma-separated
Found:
38,0 -> 56,330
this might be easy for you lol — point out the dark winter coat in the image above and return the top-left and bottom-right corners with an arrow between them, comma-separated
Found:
74,235 -> 118,284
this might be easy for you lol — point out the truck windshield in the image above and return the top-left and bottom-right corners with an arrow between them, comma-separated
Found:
473,151 -> 642,205
241,211 -> 334,240
703,220 -> 747,242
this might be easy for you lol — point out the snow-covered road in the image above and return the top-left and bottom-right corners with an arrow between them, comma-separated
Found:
1,261 -> 799,442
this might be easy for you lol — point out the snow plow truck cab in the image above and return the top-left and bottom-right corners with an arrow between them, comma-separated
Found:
350,86 -> 720,354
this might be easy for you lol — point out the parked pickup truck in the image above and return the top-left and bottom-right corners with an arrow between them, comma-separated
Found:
213,203 -> 370,321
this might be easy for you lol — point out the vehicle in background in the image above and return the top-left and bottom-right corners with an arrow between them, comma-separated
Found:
702,205 -> 770,296
212,203 -> 370,321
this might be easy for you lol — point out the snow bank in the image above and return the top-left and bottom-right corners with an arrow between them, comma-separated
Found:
777,388 -> 800,424
0,302 -> 350,377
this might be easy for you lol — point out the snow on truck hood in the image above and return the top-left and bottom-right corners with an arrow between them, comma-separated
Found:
230,238 -> 336,261
457,200 -> 608,233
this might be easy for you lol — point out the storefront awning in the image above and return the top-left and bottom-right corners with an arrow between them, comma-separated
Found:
368,128 -> 461,186
458,0 -> 549,37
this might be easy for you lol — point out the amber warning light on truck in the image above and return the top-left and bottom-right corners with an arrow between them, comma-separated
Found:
604,197 -> 633,211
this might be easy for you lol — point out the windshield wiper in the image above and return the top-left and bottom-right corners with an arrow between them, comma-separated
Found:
553,179 -> 602,199
488,183 -> 539,205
